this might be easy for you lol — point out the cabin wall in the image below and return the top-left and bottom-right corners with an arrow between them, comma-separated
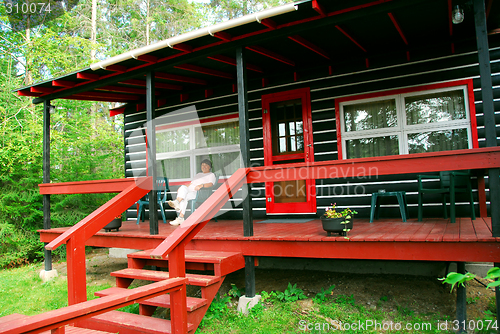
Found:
124,45 -> 500,221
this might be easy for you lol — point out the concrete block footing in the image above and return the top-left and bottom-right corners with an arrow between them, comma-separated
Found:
39,269 -> 58,283
237,295 -> 261,315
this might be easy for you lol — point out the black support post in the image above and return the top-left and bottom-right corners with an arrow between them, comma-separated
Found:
43,100 -> 52,271
474,0 -> 500,237
456,262 -> 467,333
146,71 -> 158,235
236,47 -> 255,298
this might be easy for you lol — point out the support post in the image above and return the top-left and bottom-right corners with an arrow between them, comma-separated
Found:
495,262 -> 500,334
474,0 -> 500,237
236,47 -> 256,299
40,101 -> 58,283
146,71 -> 158,235
456,262 -> 467,333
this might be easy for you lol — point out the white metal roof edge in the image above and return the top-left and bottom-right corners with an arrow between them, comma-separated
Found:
90,2 -> 299,71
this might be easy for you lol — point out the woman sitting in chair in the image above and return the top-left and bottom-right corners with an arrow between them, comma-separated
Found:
168,159 -> 216,226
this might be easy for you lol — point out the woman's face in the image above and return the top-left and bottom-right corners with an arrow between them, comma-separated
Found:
201,163 -> 211,173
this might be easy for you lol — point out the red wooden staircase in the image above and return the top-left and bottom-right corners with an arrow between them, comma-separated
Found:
81,250 -> 245,334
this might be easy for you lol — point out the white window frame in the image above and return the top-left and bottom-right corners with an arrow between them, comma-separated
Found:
156,117 -> 241,182
339,84 -> 473,159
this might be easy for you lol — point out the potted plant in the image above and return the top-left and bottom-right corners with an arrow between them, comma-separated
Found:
320,203 -> 357,237
104,213 -> 122,232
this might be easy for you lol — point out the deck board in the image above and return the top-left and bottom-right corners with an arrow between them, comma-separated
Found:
38,217 -> 500,263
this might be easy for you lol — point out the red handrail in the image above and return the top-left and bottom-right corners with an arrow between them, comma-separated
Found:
43,177 -> 152,305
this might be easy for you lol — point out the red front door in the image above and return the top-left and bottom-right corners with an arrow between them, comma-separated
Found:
262,88 -> 316,214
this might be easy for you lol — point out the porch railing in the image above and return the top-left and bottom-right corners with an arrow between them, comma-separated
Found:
41,177 -> 152,305
150,147 -> 500,280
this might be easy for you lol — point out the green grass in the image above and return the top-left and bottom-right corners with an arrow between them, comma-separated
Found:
0,262 -> 111,317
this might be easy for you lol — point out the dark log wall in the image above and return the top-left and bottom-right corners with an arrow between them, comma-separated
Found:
124,45 -> 500,221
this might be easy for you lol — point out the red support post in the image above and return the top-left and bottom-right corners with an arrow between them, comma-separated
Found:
66,234 -> 87,305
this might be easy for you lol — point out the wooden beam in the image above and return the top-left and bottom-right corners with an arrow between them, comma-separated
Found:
52,80 -> 76,87
172,43 -> 193,53
260,18 -> 278,29
18,90 -> 42,96
31,87 -> 56,93
288,35 -> 330,59
312,0 -> 327,16
336,25 -> 367,52
76,72 -> 100,81
155,72 -> 207,85
39,178 -> 139,195
110,106 -> 126,117
121,79 -> 183,90
213,31 -> 232,41
136,55 -> 158,63
208,54 -> 264,73
73,91 -> 140,100
105,65 -> 128,72
388,12 -> 408,45
246,45 -> 295,66
174,64 -> 234,79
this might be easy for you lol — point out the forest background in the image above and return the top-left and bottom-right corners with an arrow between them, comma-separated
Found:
0,0 -> 290,268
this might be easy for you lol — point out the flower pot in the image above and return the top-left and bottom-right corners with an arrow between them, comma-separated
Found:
320,216 -> 353,236
103,218 -> 122,232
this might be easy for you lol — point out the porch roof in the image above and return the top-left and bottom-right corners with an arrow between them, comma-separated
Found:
16,0 -> 500,109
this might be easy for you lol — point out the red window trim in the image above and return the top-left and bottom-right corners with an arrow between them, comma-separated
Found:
334,79 -> 479,160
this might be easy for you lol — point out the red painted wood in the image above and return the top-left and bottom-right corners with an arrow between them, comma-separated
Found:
288,35 -> 330,59
246,45 -> 295,66
409,220 -> 437,242
155,72 -> 207,85
31,86 -> 56,93
260,18 -> 277,29
388,12 -> 408,45
459,217 -> 478,242
170,284 -> 188,334
442,220 -> 460,242
312,0 -> 327,16
105,65 -> 128,72
39,178 -> 139,195
121,78 -> 183,90
172,43 -> 193,53
77,73 -> 100,81
363,221 -> 401,241
472,218 -> 496,242
17,89 -> 42,96
109,107 -> 125,117
175,64 -> 233,79
73,91 -> 140,101
477,171 -> 488,217
52,80 -> 76,87
67,234 -> 87,305
213,31 -> 232,41
336,25 -> 367,53
246,147 -> 500,183
45,177 -> 151,250
425,220 -> 448,242
0,278 -> 187,334
136,55 -> 158,63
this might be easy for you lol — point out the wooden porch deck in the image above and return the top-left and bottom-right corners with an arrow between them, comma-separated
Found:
39,217 -> 500,263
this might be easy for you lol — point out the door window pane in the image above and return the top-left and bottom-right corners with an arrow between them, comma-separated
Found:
346,135 -> 399,159
343,99 -> 397,132
408,129 -> 468,153
405,90 -> 466,125
270,99 -> 304,155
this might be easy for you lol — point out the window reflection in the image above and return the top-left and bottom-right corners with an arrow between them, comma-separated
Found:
406,90 -> 466,125
271,99 -> 304,155
344,99 -> 397,132
408,129 -> 468,153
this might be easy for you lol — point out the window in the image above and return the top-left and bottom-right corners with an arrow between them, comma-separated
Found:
156,118 -> 240,181
337,81 -> 477,159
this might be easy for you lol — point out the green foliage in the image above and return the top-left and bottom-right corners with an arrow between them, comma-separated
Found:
438,272 -> 476,292
313,284 -> 335,303
484,267 -> 500,289
228,283 -> 244,298
204,293 -> 231,320
275,283 -> 307,302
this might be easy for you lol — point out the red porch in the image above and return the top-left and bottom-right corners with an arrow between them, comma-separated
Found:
39,217 -> 500,264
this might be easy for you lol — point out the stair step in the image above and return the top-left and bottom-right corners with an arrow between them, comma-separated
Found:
129,249 -> 243,264
40,325 -> 114,334
111,268 -> 220,286
81,310 -> 194,334
95,287 -> 208,312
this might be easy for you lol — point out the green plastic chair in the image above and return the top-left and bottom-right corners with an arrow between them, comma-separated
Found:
417,171 -> 475,223
137,177 -> 169,224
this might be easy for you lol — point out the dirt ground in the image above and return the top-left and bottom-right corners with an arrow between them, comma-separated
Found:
53,248 -> 497,323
